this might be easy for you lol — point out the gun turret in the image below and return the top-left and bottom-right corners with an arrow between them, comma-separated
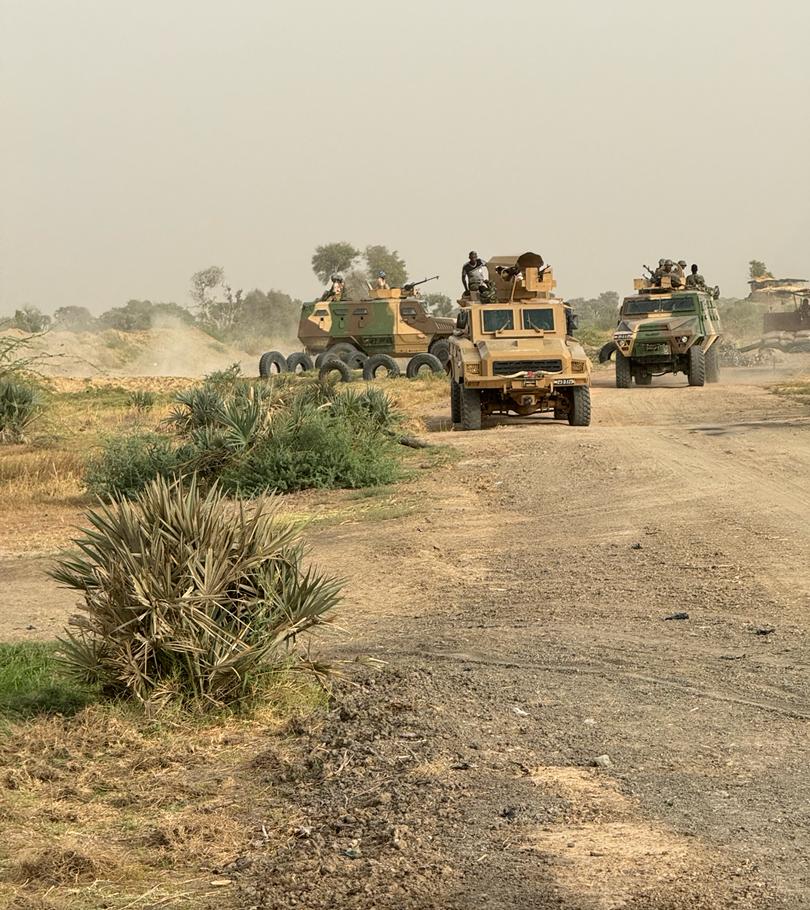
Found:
402,275 -> 439,293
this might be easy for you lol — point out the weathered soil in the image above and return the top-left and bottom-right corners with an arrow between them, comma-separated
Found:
3,364 -> 810,908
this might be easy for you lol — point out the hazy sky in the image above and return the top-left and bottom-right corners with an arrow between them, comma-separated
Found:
1,0 -> 808,312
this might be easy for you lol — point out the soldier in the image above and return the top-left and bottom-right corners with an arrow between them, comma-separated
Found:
685,264 -> 706,289
652,258 -> 667,285
375,270 -> 389,290
320,274 -> 345,302
670,259 -> 686,288
462,251 -> 489,295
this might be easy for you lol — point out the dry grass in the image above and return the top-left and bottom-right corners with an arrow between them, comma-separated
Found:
0,682 -> 324,909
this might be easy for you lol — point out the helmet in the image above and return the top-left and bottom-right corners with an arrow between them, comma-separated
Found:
678,260 -> 687,268
334,274 -> 344,282
378,270 -> 386,277
658,258 -> 665,267
665,260 -> 673,268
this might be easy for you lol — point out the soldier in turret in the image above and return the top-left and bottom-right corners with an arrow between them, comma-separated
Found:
320,274 -> 345,302
462,251 -> 489,295
685,264 -> 707,290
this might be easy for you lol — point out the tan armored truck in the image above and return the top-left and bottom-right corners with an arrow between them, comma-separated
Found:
447,253 -> 592,430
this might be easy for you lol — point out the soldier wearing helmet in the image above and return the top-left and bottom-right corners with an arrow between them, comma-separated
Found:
320,273 -> 345,302
375,270 -> 389,290
671,259 -> 687,288
462,250 -> 489,295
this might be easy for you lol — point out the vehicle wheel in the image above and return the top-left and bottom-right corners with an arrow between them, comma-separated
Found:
345,350 -> 368,371
318,356 -> 352,383
407,352 -> 444,379
450,377 -> 461,424
325,342 -> 360,364
615,351 -> 632,388
705,344 -> 720,383
635,372 -> 652,385
567,386 -> 591,426
363,353 -> 401,380
598,341 -> 617,364
259,351 -> 287,378
314,351 -> 328,369
429,338 -> 451,367
687,345 -> 705,386
460,384 -> 482,430
285,352 -> 314,374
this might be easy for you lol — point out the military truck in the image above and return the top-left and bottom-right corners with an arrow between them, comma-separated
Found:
609,276 -> 722,387
448,253 -> 592,430
291,278 -> 455,379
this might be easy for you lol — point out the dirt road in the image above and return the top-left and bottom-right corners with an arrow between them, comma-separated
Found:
286,370 -> 810,909
3,368 -> 809,908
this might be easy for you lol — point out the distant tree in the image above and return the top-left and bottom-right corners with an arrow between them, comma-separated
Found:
239,289 -> 300,341
423,293 -> 455,317
98,300 -> 194,332
364,245 -> 408,287
311,243 -> 359,285
13,306 -> 51,333
748,260 -> 772,280
53,306 -> 97,332
568,291 -> 620,332
189,267 -> 243,334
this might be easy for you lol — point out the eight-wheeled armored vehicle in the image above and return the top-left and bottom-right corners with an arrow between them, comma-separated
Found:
447,253 -> 592,430
609,276 -> 723,387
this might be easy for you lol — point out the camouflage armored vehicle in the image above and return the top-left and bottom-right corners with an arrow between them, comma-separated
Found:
610,275 -> 722,387
448,252 -> 592,430
296,278 -> 455,378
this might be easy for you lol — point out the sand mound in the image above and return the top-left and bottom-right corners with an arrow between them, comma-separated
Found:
2,324 -> 263,378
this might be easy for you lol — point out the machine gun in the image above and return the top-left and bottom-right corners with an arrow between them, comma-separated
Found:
402,275 -> 439,293
642,264 -> 655,280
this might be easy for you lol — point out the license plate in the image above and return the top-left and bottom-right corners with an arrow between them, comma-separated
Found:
554,378 -> 575,385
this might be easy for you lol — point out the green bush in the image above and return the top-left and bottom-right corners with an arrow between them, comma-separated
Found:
0,378 -> 43,443
85,432 -> 181,497
52,477 -> 341,708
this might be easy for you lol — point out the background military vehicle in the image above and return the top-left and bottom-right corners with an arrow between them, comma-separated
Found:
259,278 -> 455,381
738,288 -> 810,355
609,275 -> 723,387
448,252 -> 592,430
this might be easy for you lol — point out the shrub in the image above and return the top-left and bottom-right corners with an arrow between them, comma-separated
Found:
0,378 -> 43,443
128,390 -> 156,412
52,477 -> 341,707
85,432 -> 181,497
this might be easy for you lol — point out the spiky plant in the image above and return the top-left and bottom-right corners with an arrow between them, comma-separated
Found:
0,378 -> 43,443
52,476 -> 341,708
127,390 -> 156,413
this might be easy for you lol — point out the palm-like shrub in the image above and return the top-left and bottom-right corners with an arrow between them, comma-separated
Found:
0,378 -> 43,443
52,476 -> 341,708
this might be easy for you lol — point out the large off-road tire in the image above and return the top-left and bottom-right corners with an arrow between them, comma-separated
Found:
363,354 -> 401,380
285,352 -> 314,374
325,342 -> 360,364
460,384 -> 482,431
615,351 -> 632,388
406,352 -> 444,379
705,344 -> 720,383
428,338 -> 451,367
567,386 -> 591,426
259,351 -> 287,378
598,340 -> 617,364
687,345 -> 706,386
450,377 -> 461,424
318,357 -> 352,383
635,372 -> 652,386
345,350 -> 368,371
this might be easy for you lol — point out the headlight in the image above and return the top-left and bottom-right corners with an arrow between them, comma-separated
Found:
571,360 -> 586,372
465,363 -> 481,375
678,335 -> 689,344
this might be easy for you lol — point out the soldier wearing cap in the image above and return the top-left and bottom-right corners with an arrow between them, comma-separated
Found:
462,250 -> 489,295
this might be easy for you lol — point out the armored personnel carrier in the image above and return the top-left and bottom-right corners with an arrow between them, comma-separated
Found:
608,275 -> 723,387
447,252 -> 592,430
296,278 -> 454,377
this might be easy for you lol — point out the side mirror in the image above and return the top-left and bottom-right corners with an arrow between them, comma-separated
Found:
570,314 -> 580,330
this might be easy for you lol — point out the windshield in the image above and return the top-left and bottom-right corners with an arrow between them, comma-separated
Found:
623,295 -> 697,316
482,310 -> 514,333
522,308 -> 555,331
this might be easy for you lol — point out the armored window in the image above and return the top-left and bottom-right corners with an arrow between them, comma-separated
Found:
671,297 -> 697,313
400,306 -> 418,318
521,308 -> 555,331
482,310 -> 514,333
623,299 -> 660,315
315,309 -> 328,317
352,307 -> 368,316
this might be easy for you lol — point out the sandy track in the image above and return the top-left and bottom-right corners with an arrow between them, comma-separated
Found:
2,367 -> 809,907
